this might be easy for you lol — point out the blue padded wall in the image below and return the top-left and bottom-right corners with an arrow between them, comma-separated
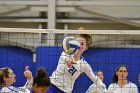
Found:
0,46 -> 139,93
36,47 -> 140,93
0,46 -> 35,86
36,46 -> 62,76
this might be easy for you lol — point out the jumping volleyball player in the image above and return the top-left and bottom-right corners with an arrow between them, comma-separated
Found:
47,33 -> 108,93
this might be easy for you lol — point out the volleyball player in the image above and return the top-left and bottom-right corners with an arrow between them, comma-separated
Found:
108,64 -> 138,93
86,70 -> 106,93
47,34 -> 108,93
0,66 -> 33,93
27,67 -> 51,93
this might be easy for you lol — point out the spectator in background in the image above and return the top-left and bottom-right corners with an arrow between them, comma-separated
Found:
86,70 -> 106,93
108,64 -> 138,93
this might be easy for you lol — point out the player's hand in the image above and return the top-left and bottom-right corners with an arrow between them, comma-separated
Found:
104,89 -> 109,93
24,66 -> 32,80
73,50 -> 82,61
66,58 -> 76,68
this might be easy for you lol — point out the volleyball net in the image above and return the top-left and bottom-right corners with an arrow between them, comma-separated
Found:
0,27 -> 139,92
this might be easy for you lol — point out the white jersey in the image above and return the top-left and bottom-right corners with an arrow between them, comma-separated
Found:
0,86 -> 27,93
86,83 -> 106,93
108,82 -> 139,93
0,80 -> 31,93
50,52 -> 107,93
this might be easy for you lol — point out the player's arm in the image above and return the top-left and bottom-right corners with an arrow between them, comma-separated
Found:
83,62 -> 108,93
107,84 -> 114,93
24,66 -> 33,89
60,52 -> 76,68
86,84 -> 96,93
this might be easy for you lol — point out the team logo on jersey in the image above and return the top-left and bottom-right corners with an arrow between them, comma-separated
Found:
68,66 -> 77,76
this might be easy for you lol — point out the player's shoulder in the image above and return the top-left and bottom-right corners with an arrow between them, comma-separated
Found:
108,83 -> 117,88
108,83 -> 118,92
128,82 -> 138,87
80,56 -> 88,63
1,86 -> 12,92
61,52 -> 72,58
61,52 -> 67,56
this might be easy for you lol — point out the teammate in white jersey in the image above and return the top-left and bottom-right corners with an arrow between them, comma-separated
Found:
108,64 -> 138,93
0,66 -> 33,93
47,34 -> 108,93
86,70 -> 106,93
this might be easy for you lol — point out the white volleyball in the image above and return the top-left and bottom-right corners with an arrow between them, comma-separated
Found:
62,36 -> 80,55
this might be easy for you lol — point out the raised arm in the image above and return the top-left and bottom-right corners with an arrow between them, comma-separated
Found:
24,66 -> 33,89
84,62 -> 108,93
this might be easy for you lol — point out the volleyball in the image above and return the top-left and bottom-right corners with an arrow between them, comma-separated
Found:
62,36 -> 80,55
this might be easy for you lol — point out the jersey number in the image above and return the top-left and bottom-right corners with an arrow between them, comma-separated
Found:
68,66 -> 77,76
